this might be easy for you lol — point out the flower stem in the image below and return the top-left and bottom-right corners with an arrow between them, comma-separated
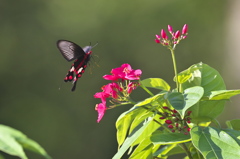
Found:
139,81 -> 154,96
170,48 -> 179,92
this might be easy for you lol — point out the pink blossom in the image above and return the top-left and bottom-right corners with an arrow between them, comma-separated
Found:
95,103 -> 107,123
94,92 -> 109,104
102,83 -> 122,99
104,64 -> 142,81
127,82 -> 139,94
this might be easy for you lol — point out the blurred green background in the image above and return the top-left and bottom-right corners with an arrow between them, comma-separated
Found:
1,0 -> 239,158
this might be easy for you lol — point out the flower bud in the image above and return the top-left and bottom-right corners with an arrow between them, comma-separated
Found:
168,125 -> 174,129
165,120 -> 172,124
155,34 -> 161,39
161,29 -> 167,39
155,39 -> 160,43
168,25 -> 173,33
174,30 -> 180,39
182,24 -> 188,34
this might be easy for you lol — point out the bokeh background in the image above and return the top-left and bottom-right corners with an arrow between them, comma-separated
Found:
1,0 -> 239,158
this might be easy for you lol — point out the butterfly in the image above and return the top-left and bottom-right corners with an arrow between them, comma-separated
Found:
57,40 -> 93,91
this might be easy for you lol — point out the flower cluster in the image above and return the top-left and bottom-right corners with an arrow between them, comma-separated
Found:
160,106 -> 192,135
155,24 -> 188,47
94,64 -> 142,123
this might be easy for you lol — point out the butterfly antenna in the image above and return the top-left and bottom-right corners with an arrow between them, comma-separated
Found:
92,42 -> 98,48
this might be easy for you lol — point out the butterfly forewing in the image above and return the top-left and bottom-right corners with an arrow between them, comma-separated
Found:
57,40 -> 86,61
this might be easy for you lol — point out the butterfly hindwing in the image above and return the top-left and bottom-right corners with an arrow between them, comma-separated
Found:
57,40 -> 92,91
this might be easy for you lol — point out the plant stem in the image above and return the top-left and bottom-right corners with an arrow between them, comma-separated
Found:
180,143 -> 193,159
170,48 -> 179,92
139,81 -> 154,96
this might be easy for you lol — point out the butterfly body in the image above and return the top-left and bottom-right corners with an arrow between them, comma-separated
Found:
57,40 -> 92,91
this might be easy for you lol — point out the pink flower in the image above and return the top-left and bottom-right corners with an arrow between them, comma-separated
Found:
94,92 -> 109,104
182,24 -> 188,35
127,82 -> 139,94
103,64 -> 142,81
95,103 -> 107,123
102,83 -> 122,99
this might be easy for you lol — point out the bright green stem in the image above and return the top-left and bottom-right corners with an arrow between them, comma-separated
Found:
139,82 -> 154,96
170,49 -> 179,92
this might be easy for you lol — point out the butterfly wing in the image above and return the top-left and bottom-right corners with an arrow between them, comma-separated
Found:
57,40 -> 86,62
57,39 -> 93,91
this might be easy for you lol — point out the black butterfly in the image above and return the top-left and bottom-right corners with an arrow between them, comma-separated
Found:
57,40 -> 93,91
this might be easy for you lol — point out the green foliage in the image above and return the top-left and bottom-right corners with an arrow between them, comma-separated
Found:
0,125 -> 51,159
113,62 -> 240,159
191,126 -> 240,158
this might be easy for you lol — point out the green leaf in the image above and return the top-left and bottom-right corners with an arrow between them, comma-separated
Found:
176,65 -> 199,84
181,62 -> 226,96
0,125 -> 51,159
113,117 -> 154,159
135,93 -> 166,106
0,131 -> 27,159
141,78 -> 170,91
166,92 -> 185,116
166,87 -> 203,118
191,126 -> 240,159
180,63 -> 226,121
116,107 -> 148,147
226,119 -> 240,130
209,90 -> 240,100
223,129 -> 240,146
131,114 -> 161,147
129,137 -> 153,159
151,132 -> 191,145
182,86 -> 204,116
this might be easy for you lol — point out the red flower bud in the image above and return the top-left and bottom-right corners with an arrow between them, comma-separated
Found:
168,125 -> 174,129
165,120 -> 172,124
168,25 -> 173,33
182,24 -> 188,34
155,34 -> 161,39
187,111 -> 192,115
175,123 -> 179,127
174,30 -> 180,39
161,29 -> 167,39
155,39 -> 160,43
160,116 -> 165,119
187,128 -> 191,132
